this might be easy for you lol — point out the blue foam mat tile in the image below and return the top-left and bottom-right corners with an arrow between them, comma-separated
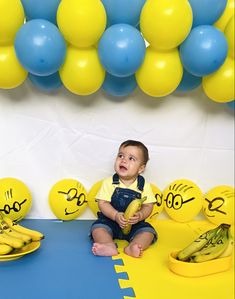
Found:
120,287 -> 136,298
117,271 -> 129,280
0,220 -> 130,299
112,258 -> 124,266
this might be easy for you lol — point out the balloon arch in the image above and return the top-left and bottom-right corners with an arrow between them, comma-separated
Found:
0,0 -> 234,108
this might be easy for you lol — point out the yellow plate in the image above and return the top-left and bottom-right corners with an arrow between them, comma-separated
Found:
0,241 -> 40,262
168,250 -> 233,277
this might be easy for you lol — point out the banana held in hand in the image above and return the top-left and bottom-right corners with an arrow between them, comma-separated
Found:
177,224 -> 223,261
2,215 -> 44,241
190,224 -> 230,263
0,243 -> 13,255
122,196 -> 147,235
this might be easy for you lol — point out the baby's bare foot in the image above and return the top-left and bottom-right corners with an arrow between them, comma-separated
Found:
124,243 -> 143,258
92,243 -> 118,256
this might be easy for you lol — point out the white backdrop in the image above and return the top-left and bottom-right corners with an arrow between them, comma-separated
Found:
0,80 -> 234,219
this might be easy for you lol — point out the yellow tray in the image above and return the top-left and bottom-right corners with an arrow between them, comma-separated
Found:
0,241 -> 40,262
168,250 -> 233,277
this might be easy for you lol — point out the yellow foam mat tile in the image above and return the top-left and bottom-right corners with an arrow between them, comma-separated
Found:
113,220 -> 234,299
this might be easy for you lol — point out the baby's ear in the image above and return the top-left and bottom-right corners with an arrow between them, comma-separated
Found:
138,164 -> 146,174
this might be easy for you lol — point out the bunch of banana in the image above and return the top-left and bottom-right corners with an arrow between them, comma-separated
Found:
122,196 -> 147,235
0,213 -> 44,256
177,223 -> 233,263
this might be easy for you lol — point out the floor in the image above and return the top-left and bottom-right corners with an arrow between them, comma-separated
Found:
0,219 -> 234,299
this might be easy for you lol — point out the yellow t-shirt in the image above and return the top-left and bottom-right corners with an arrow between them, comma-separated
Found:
96,176 -> 156,204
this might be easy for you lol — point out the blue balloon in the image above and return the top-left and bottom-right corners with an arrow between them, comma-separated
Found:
180,25 -> 228,76
226,100 -> 235,110
102,72 -> 137,97
20,0 -> 61,24
188,0 -> 227,28
98,24 -> 146,77
28,72 -> 62,92
14,19 -> 66,76
176,69 -> 202,92
101,0 -> 146,27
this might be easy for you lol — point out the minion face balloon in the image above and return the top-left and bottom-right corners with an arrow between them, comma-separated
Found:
87,180 -> 103,217
203,185 -> 234,225
0,177 -> 32,221
163,179 -> 203,222
49,179 -> 88,220
146,184 -> 163,221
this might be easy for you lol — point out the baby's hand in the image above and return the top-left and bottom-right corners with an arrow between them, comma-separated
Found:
128,211 -> 143,225
115,212 -> 128,228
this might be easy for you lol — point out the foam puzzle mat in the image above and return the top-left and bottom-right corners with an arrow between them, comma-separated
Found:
0,219 -> 234,299
113,219 -> 234,299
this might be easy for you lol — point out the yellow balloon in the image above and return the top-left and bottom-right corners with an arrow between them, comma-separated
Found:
214,0 -> 235,32
0,0 -> 24,46
202,57 -> 234,103
0,177 -> 32,221
140,0 -> 192,50
135,46 -> 183,97
48,179 -> 88,221
57,0 -> 106,48
203,185 -> 234,225
224,15 -> 234,59
87,180 -> 103,217
0,45 -> 28,89
59,45 -> 105,96
146,184 -> 163,221
163,179 -> 203,222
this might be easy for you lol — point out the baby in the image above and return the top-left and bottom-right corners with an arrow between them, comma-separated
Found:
90,140 -> 157,258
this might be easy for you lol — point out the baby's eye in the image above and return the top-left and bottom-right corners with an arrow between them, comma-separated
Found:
129,156 -> 136,161
118,154 -> 124,158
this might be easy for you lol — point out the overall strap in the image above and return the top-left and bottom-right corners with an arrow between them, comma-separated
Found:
112,173 -> 120,185
112,173 -> 145,192
137,175 -> 145,191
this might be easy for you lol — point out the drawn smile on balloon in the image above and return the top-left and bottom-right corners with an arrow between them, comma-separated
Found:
149,193 -> 163,219
64,207 -> 80,215
58,188 -> 88,216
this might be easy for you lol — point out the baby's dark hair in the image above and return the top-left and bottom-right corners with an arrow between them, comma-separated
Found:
119,140 -> 149,165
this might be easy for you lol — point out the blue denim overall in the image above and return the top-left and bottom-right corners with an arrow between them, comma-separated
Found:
90,174 -> 157,242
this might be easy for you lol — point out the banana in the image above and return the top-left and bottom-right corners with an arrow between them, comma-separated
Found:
0,243 -> 14,255
177,224 -> 223,261
0,230 -> 25,249
190,224 -> 230,263
218,229 -> 234,258
122,196 -> 147,235
0,221 -> 32,244
2,216 -> 44,242
4,228 -> 32,244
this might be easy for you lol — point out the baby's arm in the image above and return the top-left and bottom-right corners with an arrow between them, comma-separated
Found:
128,203 -> 153,225
98,200 -> 127,228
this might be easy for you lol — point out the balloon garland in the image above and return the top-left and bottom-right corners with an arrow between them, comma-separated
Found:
0,0 -> 234,103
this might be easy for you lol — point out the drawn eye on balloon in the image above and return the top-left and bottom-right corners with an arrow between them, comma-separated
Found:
155,193 -> 163,207
0,178 -> 32,221
48,179 -> 88,221
58,188 -> 87,215
203,186 -> 234,225
204,197 -> 226,216
147,184 -> 163,221
164,192 -> 195,210
0,188 -> 27,214
163,179 -> 203,222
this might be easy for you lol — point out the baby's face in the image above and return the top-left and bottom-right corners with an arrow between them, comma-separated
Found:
114,145 -> 145,181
